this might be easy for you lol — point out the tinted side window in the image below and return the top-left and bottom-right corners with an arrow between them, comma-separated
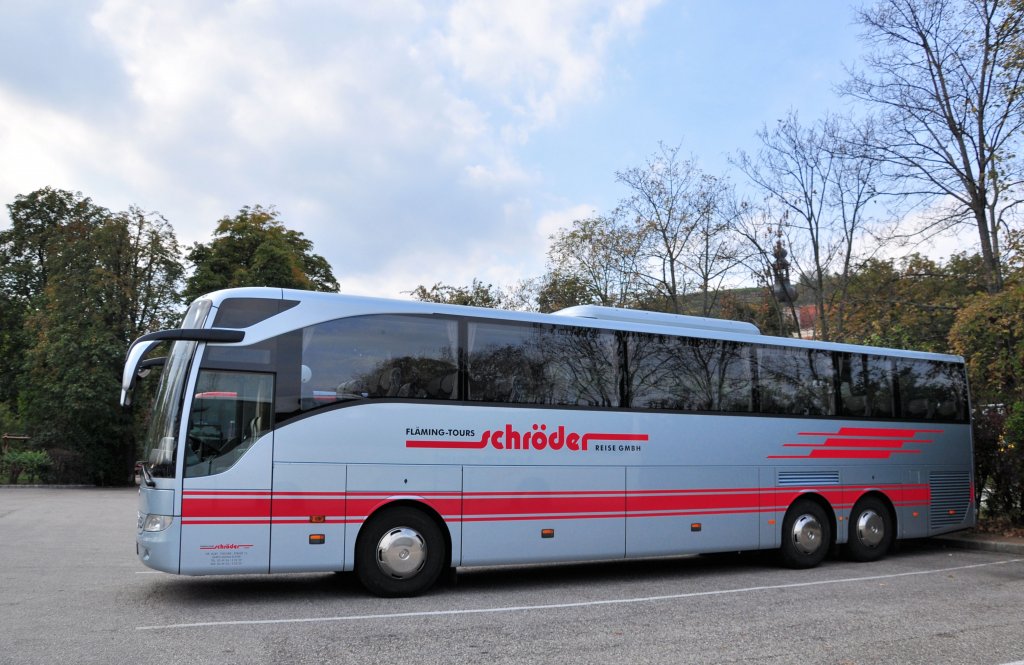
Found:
299,315 -> 458,410
212,298 -> 299,327
756,346 -> 836,416
625,333 -> 752,413
839,354 -> 895,418
467,322 -> 618,407
684,338 -> 753,413
897,359 -> 968,422
622,333 -> 682,409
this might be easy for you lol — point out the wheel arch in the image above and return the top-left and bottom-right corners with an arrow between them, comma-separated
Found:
787,491 -> 839,548
356,498 -> 454,570
851,489 -> 897,533
851,487 -> 892,524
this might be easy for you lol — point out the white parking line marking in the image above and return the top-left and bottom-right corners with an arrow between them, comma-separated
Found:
136,557 -> 1021,631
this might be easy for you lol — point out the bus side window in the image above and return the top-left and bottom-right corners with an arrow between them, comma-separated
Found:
839,354 -> 894,419
297,315 -> 458,412
756,346 -> 835,416
897,358 -> 967,422
185,370 -> 274,478
466,322 -> 542,404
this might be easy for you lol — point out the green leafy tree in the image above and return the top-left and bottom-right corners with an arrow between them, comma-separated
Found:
183,205 -> 338,302
950,283 -> 1024,402
0,189 -> 109,407
536,272 -> 596,313
840,253 -> 987,352
1,188 -> 184,485
949,282 -> 1024,523
409,279 -> 504,308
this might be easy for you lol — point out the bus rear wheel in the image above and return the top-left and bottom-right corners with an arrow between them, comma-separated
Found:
355,506 -> 444,598
846,497 -> 893,562
780,499 -> 831,569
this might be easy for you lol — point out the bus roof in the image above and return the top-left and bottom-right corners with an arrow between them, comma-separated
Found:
189,287 -> 964,364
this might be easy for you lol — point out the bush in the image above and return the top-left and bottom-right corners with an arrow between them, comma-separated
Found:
2,449 -> 52,484
991,403 -> 1024,525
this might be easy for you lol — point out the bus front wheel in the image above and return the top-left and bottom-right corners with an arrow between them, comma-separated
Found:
355,506 -> 444,598
780,499 -> 831,569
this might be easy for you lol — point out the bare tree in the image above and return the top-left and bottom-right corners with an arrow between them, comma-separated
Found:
843,0 -> 1024,293
735,111 -> 883,341
617,143 -> 742,314
730,199 -> 805,337
687,178 -> 744,317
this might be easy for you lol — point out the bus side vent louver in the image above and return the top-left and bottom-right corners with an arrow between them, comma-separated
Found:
930,472 -> 971,530
777,471 -> 840,487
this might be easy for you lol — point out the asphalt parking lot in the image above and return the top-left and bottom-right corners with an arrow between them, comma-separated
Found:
1,487 -> 1023,665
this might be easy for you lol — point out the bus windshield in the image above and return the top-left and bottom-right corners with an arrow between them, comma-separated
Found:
142,339 -> 196,479
140,299 -> 212,479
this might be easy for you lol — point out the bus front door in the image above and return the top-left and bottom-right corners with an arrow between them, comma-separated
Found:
178,370 -> 276,575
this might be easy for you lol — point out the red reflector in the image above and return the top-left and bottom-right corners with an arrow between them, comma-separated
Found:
309,534 -> 325,545
948,510 -> 957,516
310,515 -> 326,524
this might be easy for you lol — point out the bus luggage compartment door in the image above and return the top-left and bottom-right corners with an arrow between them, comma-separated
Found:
270,463 -> 347,573
461,465 -> 626,566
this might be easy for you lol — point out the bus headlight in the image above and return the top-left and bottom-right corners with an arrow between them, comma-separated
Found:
142,514 -> 174,532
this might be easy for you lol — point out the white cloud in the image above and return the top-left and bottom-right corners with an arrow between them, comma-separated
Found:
439,0 -> 657,130
536,203 -> 596,239
0,86 -> 163,213
1,1 -> 663,297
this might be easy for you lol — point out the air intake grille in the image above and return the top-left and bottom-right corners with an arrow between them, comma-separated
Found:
930,472 -> 971,530
777,470 -> 840,487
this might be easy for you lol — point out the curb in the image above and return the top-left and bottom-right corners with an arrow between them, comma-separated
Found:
932,533 -> 1024,555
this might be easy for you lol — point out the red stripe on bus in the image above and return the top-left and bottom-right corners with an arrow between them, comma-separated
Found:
270,497 -> 346,518
463,495 -> 625,517
406,436 -> 489,449
182,498 -> 271,518
180,483 -> 935,523
626,492 -> 760,512
783,437 -> 932,449
799,427 -> 942,437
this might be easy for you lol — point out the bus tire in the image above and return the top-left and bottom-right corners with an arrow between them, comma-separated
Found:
846,496 -> 893,562
780,499 -> 831,569
355,506 -> 444,598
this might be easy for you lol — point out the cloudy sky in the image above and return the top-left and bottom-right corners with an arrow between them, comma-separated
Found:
0,1 -> 869,298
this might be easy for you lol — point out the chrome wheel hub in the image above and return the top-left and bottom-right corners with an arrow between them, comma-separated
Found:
855,509 -> 885,548
791,514 -> 823,555
375,526 -> 427,579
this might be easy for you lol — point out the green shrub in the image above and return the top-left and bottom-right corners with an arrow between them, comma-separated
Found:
2,449 -> 52,484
